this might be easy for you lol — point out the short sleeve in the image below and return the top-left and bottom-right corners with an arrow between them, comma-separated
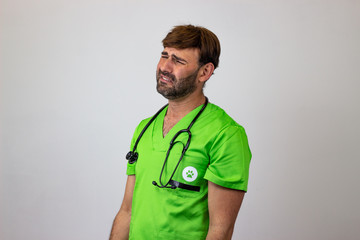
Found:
204,125 -> 251,191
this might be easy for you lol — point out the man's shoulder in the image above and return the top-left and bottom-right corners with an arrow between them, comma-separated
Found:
138,115 -> 154,128
204,103 -> 244,130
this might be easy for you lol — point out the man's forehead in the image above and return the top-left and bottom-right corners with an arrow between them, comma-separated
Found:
162,47 -> 200,60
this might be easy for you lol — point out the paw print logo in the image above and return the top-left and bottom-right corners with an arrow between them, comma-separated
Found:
182,166 -> 198,182
186,170 -> 194,178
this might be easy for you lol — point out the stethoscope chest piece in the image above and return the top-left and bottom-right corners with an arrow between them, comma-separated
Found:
126,151 -> 138,164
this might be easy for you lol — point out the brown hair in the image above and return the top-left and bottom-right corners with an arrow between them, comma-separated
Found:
162,25 -> 221,69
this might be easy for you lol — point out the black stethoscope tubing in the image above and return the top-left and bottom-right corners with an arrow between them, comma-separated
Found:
125,104 -> 168,164
126,97 -> 208,191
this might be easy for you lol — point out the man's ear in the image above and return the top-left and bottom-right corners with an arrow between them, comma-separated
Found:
198,63 -> 215,83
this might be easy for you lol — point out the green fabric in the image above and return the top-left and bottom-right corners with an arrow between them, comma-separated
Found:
126,103 -> 251,240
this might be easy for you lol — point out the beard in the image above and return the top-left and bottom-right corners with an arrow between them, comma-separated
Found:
156,68 -> 199,100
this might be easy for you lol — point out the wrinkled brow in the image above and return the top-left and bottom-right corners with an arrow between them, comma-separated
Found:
161,51 -> 188,63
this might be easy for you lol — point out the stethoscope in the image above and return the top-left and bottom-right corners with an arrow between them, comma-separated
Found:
126,97 -> 208,192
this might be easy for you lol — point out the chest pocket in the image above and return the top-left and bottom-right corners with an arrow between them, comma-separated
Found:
168,148 -> 209,198
159,129 -> 209,198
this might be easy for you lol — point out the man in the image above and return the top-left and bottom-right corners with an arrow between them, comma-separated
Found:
110,25 -> 251,240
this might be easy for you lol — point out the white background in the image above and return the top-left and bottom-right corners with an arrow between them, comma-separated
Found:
1,0 -> 359,239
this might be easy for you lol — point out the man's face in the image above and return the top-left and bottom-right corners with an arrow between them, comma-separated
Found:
156,47 -> 202,100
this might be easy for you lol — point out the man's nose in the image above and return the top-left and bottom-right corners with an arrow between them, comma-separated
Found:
160,58 -> 173,73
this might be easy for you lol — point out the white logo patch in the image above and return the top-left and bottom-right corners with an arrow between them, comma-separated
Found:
182,166 -> 198,182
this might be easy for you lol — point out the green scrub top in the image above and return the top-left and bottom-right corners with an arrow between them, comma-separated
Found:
126,102 -> 251,240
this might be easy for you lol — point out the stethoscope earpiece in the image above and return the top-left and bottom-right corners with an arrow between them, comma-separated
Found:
152,180 -> 177,189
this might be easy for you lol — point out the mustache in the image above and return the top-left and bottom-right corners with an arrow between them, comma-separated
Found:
158,70 -> 175,82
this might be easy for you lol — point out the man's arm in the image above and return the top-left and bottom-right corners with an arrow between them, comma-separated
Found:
109,175 -> 135,240
206,181 -> 245,240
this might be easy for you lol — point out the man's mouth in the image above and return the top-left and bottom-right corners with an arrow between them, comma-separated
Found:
159,71 -> 175,84
161,75 -> 171,82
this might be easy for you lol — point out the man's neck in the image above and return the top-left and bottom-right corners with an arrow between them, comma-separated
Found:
162,93 -> 206,137
166,93 -> 206,120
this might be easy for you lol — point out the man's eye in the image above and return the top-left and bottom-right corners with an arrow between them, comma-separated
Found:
161,55 -> 168,59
